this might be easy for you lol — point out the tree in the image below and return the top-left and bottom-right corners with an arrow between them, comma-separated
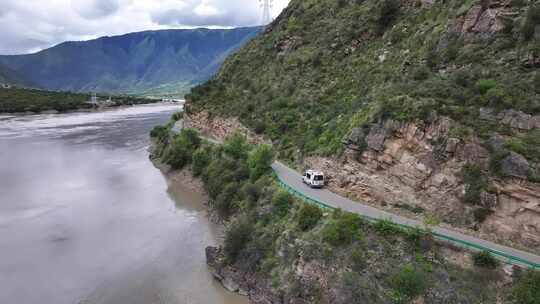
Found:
387,264 -> 427,303
224,218 -> 253,262
223,133 -> 250,160
248,145 -> 274,180
297,203 -> 323,231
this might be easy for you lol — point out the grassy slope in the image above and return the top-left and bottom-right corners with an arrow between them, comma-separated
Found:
0,87 -> 155,113
187,0 -> 540,160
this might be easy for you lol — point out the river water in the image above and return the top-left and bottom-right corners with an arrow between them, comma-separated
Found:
0,104 -> 247,304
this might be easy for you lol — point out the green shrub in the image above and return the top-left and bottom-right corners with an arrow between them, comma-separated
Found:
405,226 -> 429,244
453,70 -> 471,87
242,182 -> 262,205
339,272 -> 380,303
171,112 -> 183,121
505,131 -> 540,162
297,203 -> 323,231
162,144 -> 191,169
150,125 -> 168,140
412,66 -> 431,81
473,208 -> 494,223
287,16 -> 304,33
387,264 -> 427,303
472,250 -> 499,269
377,0 -> 401,30
272,191 -> 293,217
461,165 -> 488,204
223,133 -> 250,160
490,151 -> 510,177
534,73 -> 540,94
485,87 -> 509,107
214,182 -> 240,217
224,218 -> 254,262
192,147 -> 210,177
475,79 -> 497,95
374,218 -> 403,235
511,270 -> 540,304
248,145 -> 274,180
522,4 -> 540,41
322,212 -> 363,245
506,138 -> 528,155
350,248 -> 366,271
162,129 -> 202,169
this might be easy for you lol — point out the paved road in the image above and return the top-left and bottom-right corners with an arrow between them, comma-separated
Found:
272,161 -> 540,269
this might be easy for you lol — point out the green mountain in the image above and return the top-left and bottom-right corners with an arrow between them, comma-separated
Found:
189,0 -> 539,153
154,1 -> 540,301
186,0 -> 540,262
0,27 -> 262,97
0,63 -> 32,87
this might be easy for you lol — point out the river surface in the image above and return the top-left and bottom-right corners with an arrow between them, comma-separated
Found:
0,104 -> 247,304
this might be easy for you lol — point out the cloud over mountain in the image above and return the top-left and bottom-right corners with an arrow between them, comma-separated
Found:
0,0 -> 289,55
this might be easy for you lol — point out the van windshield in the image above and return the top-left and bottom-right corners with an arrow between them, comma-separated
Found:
314,175 -> 324,181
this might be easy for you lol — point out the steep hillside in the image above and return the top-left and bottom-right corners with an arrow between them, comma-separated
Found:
0,27 -> 261,96
186,0 -> 540,254
0,63 -> 32,87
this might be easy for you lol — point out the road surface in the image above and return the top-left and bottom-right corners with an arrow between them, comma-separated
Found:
272,161 -> 540,269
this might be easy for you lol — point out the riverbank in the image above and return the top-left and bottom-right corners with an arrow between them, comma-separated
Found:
150,123 -> 540,304
0,87 -> 160,114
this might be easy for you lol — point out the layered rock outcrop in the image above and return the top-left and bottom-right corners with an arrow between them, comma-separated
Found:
185,106 -> 540,254
312,115 -> 540,253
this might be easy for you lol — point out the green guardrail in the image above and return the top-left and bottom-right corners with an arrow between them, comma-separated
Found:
274,174 -> 540,270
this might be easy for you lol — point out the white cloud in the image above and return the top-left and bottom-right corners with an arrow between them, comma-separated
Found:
0,0 -> 290,55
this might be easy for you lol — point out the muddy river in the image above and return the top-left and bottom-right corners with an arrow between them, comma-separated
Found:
0,104 -> 247,304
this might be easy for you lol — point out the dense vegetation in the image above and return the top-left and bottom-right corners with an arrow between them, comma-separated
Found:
0,87 -> 156,113
187,0 -> 540,161
152,125 -> 540,303
0,28 -> 261,97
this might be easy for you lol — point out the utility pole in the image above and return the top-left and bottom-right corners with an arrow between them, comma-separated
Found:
259,0 -> 273,25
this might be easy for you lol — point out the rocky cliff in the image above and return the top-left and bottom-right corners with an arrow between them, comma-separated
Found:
186,0 -> 540,254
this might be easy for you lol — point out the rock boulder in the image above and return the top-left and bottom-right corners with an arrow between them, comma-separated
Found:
501,152 -> 530,179
366,125 -> 391,152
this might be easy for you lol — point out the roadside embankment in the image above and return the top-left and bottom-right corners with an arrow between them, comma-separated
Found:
149,119 -> 540,304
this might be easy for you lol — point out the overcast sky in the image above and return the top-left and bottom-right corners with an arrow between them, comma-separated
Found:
0,0 -> 290,55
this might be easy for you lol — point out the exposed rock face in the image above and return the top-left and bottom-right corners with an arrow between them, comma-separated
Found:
366,124 -> 391,152
458,2 -> 507,41
206,246 -> 282,303
186,109 -> 540,255
501,152 -> 531,179
184,110 -> 270,145
305,116 -> 540,254
343,127 -> 367,148
479,107 -> 540,130
275,36 -> 302,56
480,191 -> 498,209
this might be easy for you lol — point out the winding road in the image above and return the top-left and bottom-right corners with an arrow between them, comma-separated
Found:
182,124 -> 540,269
272,161 -> 540,269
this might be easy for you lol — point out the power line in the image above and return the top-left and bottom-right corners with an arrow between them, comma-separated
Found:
259,0 -> 273,25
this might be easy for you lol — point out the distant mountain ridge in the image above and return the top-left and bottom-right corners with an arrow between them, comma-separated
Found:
0,63 -> 32,87
0,27 -> 262,96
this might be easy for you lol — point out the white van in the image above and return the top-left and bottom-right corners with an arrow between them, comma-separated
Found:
302,170 -> 325,188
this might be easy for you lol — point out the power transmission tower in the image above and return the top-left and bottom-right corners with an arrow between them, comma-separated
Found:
259,0 -> 273,25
